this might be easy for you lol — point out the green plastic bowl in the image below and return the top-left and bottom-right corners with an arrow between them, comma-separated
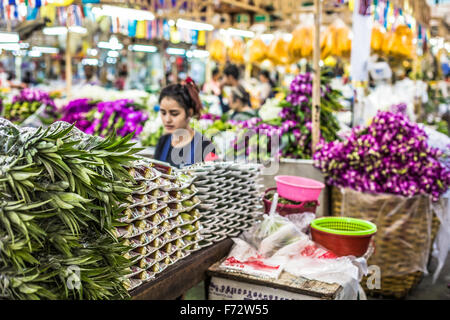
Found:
310,217 -> 377,236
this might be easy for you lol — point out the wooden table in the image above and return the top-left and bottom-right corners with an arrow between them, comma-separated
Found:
206,260 -> 344,300
131,239 -> 234,300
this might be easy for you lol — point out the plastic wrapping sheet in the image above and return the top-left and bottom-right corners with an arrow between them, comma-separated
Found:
338,187 -> 435,277
0,118 -> 21,155
431,190 -> 450,283
283,256 -> 361,300
222,214 -> 367,298
219,238 -> 286,279
418,126 -> 450,282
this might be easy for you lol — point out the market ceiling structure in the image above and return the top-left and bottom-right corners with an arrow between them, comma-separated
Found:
91,0 -> 432,29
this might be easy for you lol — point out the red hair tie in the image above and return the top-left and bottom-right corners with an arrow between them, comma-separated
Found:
185,77 -> 195,85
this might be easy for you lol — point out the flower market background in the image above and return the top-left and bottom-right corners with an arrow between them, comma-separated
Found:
0,0 -> 449,301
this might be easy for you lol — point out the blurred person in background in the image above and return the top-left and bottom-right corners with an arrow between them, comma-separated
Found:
115,64 -> 128,90
0,63 -> 8,88
80,65 -> 100,86
259,70 -> 276,105
202,67 -> 221,96
22,70 -> 36,87
228,86 -> 257,121
219,63 -> 251,114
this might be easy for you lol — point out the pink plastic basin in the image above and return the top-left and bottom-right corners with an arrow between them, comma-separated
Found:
275,175 -> 325,202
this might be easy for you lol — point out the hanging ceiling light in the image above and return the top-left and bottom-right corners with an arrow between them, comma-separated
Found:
92,5 -> 155,21
43,26 -> 87,35
129,44 -> 158,53
0,32 -> 20,43
31,46 -> 59,54
82,58 -> 99,66
166,47 -> 186,55
176,19 -> 214,31
98,36 -> 123,50
225,28 -> 255,38
186,49 -> 210,59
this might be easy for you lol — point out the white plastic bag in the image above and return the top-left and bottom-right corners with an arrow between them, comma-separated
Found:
219,238 -> 286,279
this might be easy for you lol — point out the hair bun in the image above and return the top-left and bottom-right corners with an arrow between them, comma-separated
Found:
183,77 -> 203,117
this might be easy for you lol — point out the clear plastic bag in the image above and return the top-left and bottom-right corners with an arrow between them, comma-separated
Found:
431,190 -> 450,283
0,118 -> 21,155
285,212 -> 316,234
242,214 -> 303,257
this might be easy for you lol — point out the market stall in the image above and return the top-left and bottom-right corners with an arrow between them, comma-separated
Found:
0,0 -> 449,302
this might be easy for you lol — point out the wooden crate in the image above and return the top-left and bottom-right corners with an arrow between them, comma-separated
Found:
331,187 -> 441,299
207,260 -> 346,300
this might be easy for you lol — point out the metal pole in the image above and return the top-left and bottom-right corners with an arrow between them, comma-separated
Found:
312,0 -> 321,153
65,27 -> 72,97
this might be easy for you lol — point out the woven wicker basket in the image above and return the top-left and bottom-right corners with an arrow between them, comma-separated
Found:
331,187 -> 441,299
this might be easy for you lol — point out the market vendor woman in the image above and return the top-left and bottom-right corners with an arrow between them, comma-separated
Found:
154,78 -> 217,168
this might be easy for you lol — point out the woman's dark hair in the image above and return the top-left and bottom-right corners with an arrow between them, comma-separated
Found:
212,68 -> 220,77
260,70 -> 275,88
231,85 -> 251,107
224,64 -> 240,80
159,78 -> 203,118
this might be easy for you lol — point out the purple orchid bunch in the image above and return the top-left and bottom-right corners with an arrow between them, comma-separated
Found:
60,98 -> 148,139
60,98 -> 96,131
228,71 -> 341,160
200,113 -> 221,121
313,110 -> 450,201
12,88 -> 56,110
390,102 -> 408,116
286,73 -> 314,108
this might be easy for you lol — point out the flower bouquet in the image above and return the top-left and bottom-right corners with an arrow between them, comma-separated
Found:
228,70 -> 342,161
313,110 -> 450,200
60,98 -> 148,139
313,111 -> 450,298
2,88 -> 58,124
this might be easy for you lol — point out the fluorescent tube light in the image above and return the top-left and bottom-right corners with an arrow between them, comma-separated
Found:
187,49 -> 209,59
32,46 -> 59,54
226,28 -> 255,38
94,5 -> 155,21
87,48 -> 98,56
176,19 -> 214,31
43,26 -> 87,35
166,47 -> 186,55
107,50 -> 119,58
43,27 -> 67,35
129,44 -> 157,53
28,50 -> 42,58
69,26 -> 87,34
98,41 -> 123,50
0,43 -> 21,51
0,32 -> 19,43
82,58 -> 99,66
